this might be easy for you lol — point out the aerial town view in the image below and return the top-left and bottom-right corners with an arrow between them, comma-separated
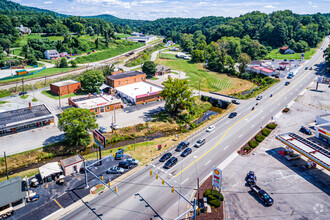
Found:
0,0 -> 329,219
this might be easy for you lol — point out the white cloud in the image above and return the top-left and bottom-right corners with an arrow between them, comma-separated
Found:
308,1 -> 312,5
198,2 -> 208,5
139,0 -> 165,3
44,1 -> 53,3
264,4 -> 275,9
312,5 -> 318,7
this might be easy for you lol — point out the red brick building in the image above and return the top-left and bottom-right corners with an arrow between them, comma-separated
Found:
68,94 -> 122,115
106,71 -> 146,88
50,80 -> 81,96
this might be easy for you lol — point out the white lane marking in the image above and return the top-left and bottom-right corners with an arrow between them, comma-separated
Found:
182,178 -> 189,184
238,134 -> 243,138
224,145 -> 229,150
251,124 -> 255,128
248,110 -> 263,121
261,116 -> 265,119
277,103 -> 281,106
225,121 -> 229,125
205,160 -> 211,166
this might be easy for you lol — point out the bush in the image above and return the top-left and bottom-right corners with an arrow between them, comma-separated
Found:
255,135 -> 266,142
283,107 -> 290,113
267,123 -> 277,129
209,199 -> 221,208
261,128 -> 271,136
204,189 -> 224,201
244,146 -> 251,151
249,140 -> 259,148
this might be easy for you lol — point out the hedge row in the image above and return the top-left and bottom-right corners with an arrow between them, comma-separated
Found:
249,140 -> 259,148
255,135 -> 266,142
266,123 -> 277,129
204,189 -> 224,207
261,128 -> 271,136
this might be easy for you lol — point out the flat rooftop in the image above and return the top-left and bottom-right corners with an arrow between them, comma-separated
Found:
276,133 -> 330,171
72,95 -> 121,109
115,81 -> 163,99
106,71 -> 145,80
319,113 -> 330,121
50,80 -> 80,87
61,154 -> 84,167
0,104 -> 53,129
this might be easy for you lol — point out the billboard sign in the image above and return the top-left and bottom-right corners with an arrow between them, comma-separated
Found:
212,168 -> 222,189
93,129 -> 106,148
317,77 -> 330,84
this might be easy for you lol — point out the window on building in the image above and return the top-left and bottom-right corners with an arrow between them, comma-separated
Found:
153,96 -> 155,98
134,78 -> 136,82
95,108 -> 98,113
126,80 -> 128,84
141,77 -> 143,81
107,105 -> 110,110
118,81 -> 120,85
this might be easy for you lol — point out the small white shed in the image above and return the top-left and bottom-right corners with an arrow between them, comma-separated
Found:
60,154 -> 84,176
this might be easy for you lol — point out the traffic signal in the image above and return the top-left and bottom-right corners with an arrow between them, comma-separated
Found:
113,153 -> 116,158
156,174 -> 158,180
162,180 -> 164,185
171,187 -> 174,193
150,170 -> 152,176
108,182 -> 111,187
100,176 -> 103,180
115,187 -> 118,193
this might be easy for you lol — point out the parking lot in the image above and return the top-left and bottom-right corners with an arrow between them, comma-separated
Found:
222,79 -> 329,219
11,153 -> 137,220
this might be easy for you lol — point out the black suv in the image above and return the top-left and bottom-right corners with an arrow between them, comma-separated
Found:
175,141 -> 189,152
164,157 -> 178,169
118,161 -> 132,169
159,153 -> 172,162
300,126 -> 312,135
115,149 -> 123,160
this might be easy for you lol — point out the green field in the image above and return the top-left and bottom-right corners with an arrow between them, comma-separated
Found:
266,48 -> 317,60
0,67 -> 80,84
157,53 -> 254,93
115,33 -> 132,38
75,42 -> 144,64
15,34 -> 65,47
41,90 -> 87,99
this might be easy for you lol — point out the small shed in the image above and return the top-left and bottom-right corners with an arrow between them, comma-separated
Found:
16,69 -> 28,76
39,162 -> 63,183
60,154 -> 84,176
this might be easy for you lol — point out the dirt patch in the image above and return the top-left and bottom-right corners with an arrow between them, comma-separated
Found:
220,77 -> 256,95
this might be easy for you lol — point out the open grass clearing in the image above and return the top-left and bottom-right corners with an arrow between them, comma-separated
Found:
41,90 -> 88,100
115,33 -> 132,38
266,48 -> 316,60
156,53 -> 255,94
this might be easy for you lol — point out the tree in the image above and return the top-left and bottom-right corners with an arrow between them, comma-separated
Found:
191,49 -> 205,62
324,45 -> 330,72
86,26 -> 95,36
70,59 -> 77,67
78,69 -> 105,93
142,61 -> 157,77
58,108 -> 98,147
59,57 -> 68,68
73,22 -> 85,35
102,64 -> 115,76
27,54 -> 37,65
161,78 -> 195,116
238,53 -> 251,74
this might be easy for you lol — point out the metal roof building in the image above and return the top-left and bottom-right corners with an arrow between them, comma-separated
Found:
0,176 -> 26,209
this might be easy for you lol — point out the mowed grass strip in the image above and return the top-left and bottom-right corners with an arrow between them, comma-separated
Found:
156,53 -> 253,93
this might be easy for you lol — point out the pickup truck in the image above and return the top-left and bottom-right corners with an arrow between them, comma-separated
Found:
250,185 -> 274,206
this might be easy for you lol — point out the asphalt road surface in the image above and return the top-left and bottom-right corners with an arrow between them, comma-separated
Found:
62,37 -> 329,220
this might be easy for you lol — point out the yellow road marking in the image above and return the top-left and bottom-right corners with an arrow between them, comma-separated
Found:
174,54 -> 325,178
54,199 -> 63,208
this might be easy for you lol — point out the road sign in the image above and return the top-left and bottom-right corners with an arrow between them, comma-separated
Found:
317,77 -> 330,84
212,168 -> 222,189
93,129 -> 105,149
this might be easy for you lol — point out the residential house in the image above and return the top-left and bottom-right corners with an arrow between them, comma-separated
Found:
156,65 -> 170,76
279,46 -> 294,54
44,50 -> 59,60
15,24 -> 31,35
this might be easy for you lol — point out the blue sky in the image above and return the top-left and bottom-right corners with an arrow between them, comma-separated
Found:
12,0 -> 330,20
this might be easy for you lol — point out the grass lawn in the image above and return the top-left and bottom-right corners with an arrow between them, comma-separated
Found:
0,67 -> 80,84
20,95 -> 29,99
157,53 -> 255,94
266,48 -> 317,60
41,90 -> 87,99
115,33 -> 132,38
0,101 -> 8,105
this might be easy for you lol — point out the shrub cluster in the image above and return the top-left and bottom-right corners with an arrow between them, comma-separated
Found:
261,128 -> 271,136
255,135 -> 266,142
249,140 -> 259,148
244,146 -> 251,151
266,123 -> 277,129
204,189 -> 224,201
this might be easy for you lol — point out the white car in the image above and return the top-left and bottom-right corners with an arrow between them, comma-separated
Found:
206,125 -> 215,132
125,158 -> 139,165
111,123 -> 119,130
106,166 -> 125,174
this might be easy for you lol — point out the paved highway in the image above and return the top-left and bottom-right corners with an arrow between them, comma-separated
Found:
62,37 -> 329,220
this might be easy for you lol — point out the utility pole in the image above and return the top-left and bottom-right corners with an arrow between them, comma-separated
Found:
4,151 -> 9,180
58,91 -> 61,109
45,76 -> 47,85
197,177 -> 200,204
134,123 -> 136,150
22,76 -> 25,94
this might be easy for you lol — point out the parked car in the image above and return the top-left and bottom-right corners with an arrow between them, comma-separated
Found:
300,126 -> 312,135
118,161 -> 132,169
206,125 -> 215,132
289,59 -> 294,62
159,153 -> 172,162
287,75 -> 292,79
305,67 -> 308,70
111,123 -> 119,130
99,126 -> 107,133
115,149 -> 123,160
229,112 -> 237,118
256,95 -> 262,100
245,171 -> 257,186
284,59 -> 287,61
250,185 -> 274,206
107,166 -> 125,174
232,99 -> 240,104
181,148 -> 192,157
19,91 -> 27,96
194,138 -> 206,148
125,158 -> 139,165
164,157 -> 178,169
175,141 -> 190,152
30,178 -> 39,187
285,81 -> 290,86
309,67 -> 313,70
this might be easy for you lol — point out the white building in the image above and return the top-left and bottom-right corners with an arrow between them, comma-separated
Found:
44,49 -> 59,60
15,24 -> 31,34
125,35 -> 157,44
315,114 -> 330,143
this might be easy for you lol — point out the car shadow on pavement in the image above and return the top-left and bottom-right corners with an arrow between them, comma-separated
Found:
266,147 -> 330,196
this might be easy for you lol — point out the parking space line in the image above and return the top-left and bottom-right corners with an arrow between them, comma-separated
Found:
53,199 -> 63,209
